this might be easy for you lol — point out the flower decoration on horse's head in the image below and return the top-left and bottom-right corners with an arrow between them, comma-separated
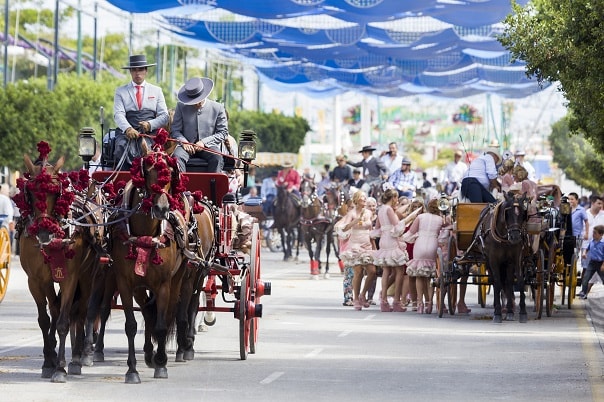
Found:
37,141 -> 51,161
153,128 -> 169,150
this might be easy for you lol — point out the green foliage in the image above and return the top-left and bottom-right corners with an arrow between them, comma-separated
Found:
229,110 -> 309,153
549,117 -> 604,193
0,75 -> 120,171
500,0 -> 604,153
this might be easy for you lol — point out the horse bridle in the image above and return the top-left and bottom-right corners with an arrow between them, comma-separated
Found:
489,197 -> 527,243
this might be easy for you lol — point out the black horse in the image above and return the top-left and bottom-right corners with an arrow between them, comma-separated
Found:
475,192 -> 529,323
273,184 -> 301,261
300,179 -> 336,278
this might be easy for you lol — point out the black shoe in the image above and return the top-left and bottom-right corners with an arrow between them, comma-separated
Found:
578,292 -> 587,299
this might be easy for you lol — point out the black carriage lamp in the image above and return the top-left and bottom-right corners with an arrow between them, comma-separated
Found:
559,195 -> 571,216
238,129 -> 257,191
78,127 -> 97,170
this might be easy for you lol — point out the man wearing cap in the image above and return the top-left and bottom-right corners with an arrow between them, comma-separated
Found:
348,145 -> 388,193
387,157 -> 417,198
113,54 -> 169,170
276,161 -> 302,205
514,150 -> 536,182
443,150 -> 468,196
460,151 -> 501,203
170,77 -> 229,173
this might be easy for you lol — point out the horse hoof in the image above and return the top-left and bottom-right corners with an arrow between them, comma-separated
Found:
68,362 -> 82,375
41,367 -> 55,379
81,355 -> 93,367
204,313 -> 216,326
493,315 -> 502,323
519,313 -> 528,323
310,274 -> 319,280
183,350 -> 195,361
154,367 -> 168,379
505,313 -> 514,321
175,352 -> 185,362
197,324 -> 209,332
93,351 -> 105,363
51,369 -> 67,383
125,372 -> 141,384
324,273 -> 330,279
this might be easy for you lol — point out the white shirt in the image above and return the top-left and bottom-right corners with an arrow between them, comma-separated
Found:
516,158 -> 536,181
380,153 -> 403,175
582,209 -> 604,251
0,194 -> 14,224
444,160 -> 468,184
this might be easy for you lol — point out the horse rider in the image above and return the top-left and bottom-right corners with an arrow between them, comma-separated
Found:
261,170 -> 278,217
276,161 -> 302,206
113,54 -> 169,170
347,145 -> 388,195
387,157 -> 417,198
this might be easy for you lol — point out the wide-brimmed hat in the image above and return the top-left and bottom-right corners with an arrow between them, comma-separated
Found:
177,77 -> 215,105
282,161 -> 294,168
122,54 -> 156,69
454,150 -> 463,157
401,157 -> 412,165
514,149 -> 526,156
358,145 -> 376,153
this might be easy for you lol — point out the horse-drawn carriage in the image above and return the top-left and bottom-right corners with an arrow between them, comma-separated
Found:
436,186 -> 575,322
0,220 -> 10,303
14,132 -> 271,383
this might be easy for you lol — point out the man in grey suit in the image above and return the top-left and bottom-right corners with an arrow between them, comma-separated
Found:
113,54 -> 169,170
170,77 -> 229,173
347,145 -> 388,193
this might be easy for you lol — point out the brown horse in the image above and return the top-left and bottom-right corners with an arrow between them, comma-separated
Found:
273,184 -> 301,261
108,140 -> 188,383
14,145 -> 100,382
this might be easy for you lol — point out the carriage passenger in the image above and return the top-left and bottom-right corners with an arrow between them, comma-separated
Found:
261,171 -> 278,218
335,190 -> 377,310
460,151 -> 501,203
387,157 -> 417,198
372,188 -> 409,312
348,169 -> 365,189
113,54 -> 169,170
171,77 -> 229,173
443,150 -> 468,196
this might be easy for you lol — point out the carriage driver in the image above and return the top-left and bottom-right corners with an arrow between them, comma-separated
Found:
113,54 -> 169,170
460,151 -> 502,203
170,77 -> 229,173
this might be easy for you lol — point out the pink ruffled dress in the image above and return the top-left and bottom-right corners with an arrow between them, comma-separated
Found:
372,206 -> 408,267
335,208 -> 374,267
403,212 -> 444,277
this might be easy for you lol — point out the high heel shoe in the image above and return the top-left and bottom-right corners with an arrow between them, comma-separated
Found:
392,301 -> 407,312
359,295 -> 370,308
411,301 -> 418,311
425,302 -> 433,314
417,302 -> 424,314
380,300 -> 393,312
353,299 -> 362,311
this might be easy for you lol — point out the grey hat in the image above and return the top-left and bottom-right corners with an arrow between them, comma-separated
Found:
177,77 -> 215,105
401,157 -> 412,165
122,54 -> 156,69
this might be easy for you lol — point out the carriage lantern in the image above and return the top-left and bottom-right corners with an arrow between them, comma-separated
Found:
238,129 -> 257,190
437,193 -> 451,213
559,195 -> 571,216
78,127 -> 97,169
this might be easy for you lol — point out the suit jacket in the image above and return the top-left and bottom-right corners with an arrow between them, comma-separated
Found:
113,81 -> 168,132
171,99 -> 228,148
348,156 -> 388,180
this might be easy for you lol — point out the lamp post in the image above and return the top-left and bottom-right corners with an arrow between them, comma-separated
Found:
78,127 -> 97,171
238,129 -> 257,189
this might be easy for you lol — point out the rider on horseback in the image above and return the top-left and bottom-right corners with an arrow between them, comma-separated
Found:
347,145 -> 388,197
276,161 -> 302,206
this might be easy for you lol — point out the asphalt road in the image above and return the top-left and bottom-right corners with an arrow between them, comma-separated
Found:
1,248 -> 603,401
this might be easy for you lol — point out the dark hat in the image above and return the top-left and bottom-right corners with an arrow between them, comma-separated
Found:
177,77 -> 214,105
122,54 -> 156,69
359,145 -> 376,153
401,157 -> 412,165
353,169 -> 361,174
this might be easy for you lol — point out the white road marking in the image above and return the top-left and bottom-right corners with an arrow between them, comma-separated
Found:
338,330 -> 352,337
260,371 -> 284,385
0,335 -> 40,354
304,348 -> 323,358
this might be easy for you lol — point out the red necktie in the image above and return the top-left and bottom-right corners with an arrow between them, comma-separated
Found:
136,85 -> 142,109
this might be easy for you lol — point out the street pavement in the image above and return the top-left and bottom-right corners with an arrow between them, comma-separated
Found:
585,282 -> 604,347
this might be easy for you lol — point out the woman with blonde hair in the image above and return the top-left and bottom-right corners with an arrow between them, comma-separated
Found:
404,198 -> 446,314
372,188 -> 409,311
335,190 -> 377,310
396,198 -> 424,309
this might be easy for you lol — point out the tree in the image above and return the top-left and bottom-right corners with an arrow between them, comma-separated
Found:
500,0 -> 604,153
549,116 -> 604,193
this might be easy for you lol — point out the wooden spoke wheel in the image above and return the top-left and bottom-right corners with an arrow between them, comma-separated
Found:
435,248 -> 445,317
249,223 -> 261,354
534,250 -> 545,319
446,237 -> 457,316
0,227 -> 11,304
238,272 -> 251,361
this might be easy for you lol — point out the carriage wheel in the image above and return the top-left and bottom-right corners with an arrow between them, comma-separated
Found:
557,255 -> 567,305
534,250 -> 545,319
249,223 -> 260,354
238,273 -> 251,360
435,248 -> 445,317
477,263 -> 488,308
567,254 -> 578,309
0,227 -> 11,304
545,264 -> 554,318
446,237 -> 458,315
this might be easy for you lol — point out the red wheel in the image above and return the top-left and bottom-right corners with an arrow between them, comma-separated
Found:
0,227 -> 11,304
238,272 -> 251,360
249,223 -> 260,354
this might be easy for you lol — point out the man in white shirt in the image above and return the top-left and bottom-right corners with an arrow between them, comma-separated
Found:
0,184 -> 14,228
379,142 -> 403,175
460,151 -> 501,203
443,150 -> 468,196
581,195 -> 604,283
514,150 -> 536,182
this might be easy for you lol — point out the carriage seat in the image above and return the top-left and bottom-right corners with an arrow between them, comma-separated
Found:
185,153 -> 236,173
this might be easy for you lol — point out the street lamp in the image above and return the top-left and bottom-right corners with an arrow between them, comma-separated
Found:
238,129 -> 257,192
78,127 -> 96,170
